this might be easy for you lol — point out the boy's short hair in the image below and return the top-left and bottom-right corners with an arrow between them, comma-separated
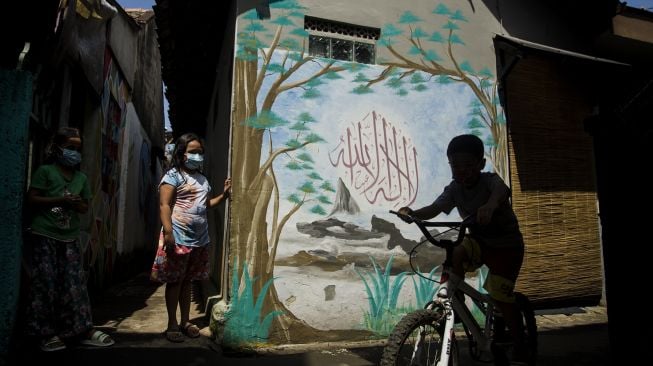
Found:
447,134 -> 484,160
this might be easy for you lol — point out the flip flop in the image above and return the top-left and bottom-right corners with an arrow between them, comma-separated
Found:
180,323 -> 200,338
80,330 -> 115,347
165,329 -> 185,343
40,336 -> 66,352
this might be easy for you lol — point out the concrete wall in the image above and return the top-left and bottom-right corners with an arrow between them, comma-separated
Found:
76,8 -> 163,287
131,15 -> 165,150
204,0 -> 238,307
78,38 -> 161,287
613,13 -> 653,43
116,103 -> 159,255
224,0 -> 513,346
108,9 -> 138,89
217,0 -> 603,347
0,69 -> 32,358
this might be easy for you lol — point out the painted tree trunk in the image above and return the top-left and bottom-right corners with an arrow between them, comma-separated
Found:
230,59 -> 315,342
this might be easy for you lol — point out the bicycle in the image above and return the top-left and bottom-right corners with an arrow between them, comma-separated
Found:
380,210 -> 537,366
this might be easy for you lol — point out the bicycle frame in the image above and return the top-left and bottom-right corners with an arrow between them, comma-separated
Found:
428,270 -> 499,366
390,210 -> 501,366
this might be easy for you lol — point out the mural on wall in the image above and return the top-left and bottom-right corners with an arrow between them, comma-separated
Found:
80,48 -> 130,287
229,0 -> 506,345
371,3 -> 507,179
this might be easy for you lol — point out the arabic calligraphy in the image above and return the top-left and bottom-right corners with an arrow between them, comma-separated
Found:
329,111 -> 418,207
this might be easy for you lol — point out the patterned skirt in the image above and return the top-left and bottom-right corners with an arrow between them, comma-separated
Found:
23,234 -> 93,338
150,230 -> 209,283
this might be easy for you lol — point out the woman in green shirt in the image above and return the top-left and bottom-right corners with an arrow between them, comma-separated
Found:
24,127 -> 114,351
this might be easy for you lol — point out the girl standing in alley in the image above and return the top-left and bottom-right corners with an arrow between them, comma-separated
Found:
24,127 -> 114,351
151,132 -> 231,342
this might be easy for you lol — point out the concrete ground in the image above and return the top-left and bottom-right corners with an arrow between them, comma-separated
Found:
9,272 -> 610,366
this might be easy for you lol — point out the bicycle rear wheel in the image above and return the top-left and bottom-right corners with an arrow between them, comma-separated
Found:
380,309 -> 458,366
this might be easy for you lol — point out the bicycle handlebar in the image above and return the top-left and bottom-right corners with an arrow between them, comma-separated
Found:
389,210 -> 473,249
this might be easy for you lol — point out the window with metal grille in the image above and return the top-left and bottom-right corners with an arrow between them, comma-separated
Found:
304,16 -> 380,64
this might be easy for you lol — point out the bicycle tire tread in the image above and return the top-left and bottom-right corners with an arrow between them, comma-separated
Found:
380,309 -> 450,366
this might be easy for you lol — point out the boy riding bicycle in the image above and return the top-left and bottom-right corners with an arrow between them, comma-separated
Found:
398,134 -> 528,365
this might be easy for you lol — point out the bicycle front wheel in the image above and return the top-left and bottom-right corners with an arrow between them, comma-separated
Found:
380,309 -> 458,366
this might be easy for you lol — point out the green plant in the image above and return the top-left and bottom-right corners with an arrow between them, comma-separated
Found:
223,260 -> 283,346
355,255 -> 409,335
411,266 -> 441,309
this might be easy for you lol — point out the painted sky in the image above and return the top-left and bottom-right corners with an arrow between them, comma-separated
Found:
254,51 -> 482,237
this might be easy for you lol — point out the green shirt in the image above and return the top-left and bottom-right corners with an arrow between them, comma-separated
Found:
29,164 -> 91,241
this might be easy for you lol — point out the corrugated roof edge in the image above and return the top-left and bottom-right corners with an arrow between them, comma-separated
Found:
495,34 -> 630,67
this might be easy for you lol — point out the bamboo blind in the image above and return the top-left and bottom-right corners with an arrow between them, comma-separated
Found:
506,56 -> 603,304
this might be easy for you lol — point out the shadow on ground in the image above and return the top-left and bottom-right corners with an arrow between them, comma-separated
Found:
7,322 -> 609,366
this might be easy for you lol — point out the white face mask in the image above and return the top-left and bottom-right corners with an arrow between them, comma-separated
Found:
184,153 -> 204,170
59,148 -> 82,166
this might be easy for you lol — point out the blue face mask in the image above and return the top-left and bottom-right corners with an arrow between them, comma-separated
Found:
59,148 -> 82,167
184,153 -> 204,171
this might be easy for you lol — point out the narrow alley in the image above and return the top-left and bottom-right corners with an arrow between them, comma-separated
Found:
2,0 -> 652,365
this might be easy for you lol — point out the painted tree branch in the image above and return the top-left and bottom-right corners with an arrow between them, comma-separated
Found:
267,195 -> 303,273
367,27 -> 508,177
478,112 -> 492,129
280,51 -> 289,71
249,140 -> 312,195
261,56 -> 313,110
266,155 -> 280,273
255,26 -> 283,96
408,37 -> 444,73
277,63 -> 345,94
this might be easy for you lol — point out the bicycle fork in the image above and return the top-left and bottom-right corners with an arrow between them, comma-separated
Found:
435,285 -> 456,366
411,282 -> 456,366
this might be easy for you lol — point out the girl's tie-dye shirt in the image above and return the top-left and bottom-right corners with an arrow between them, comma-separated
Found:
160,168 -> 212,247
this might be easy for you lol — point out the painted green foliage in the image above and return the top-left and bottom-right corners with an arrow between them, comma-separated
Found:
372,2 -> 508,179
411,266 -> 442,308
223,260 -> 283,345
237,0 -> 380,217
354,260 -> 446,334
355,256 -> 410,335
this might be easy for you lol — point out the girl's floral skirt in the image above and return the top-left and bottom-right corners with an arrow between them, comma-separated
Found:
150,231 -> 209,283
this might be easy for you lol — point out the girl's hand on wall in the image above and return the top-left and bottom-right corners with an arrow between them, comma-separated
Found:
223,178 -> 232,198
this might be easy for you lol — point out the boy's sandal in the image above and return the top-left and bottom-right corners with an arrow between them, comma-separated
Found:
180,323 -> 200,338
79,330 -> 115,347
165,329 -> 185,343
40,336 -> 66,352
